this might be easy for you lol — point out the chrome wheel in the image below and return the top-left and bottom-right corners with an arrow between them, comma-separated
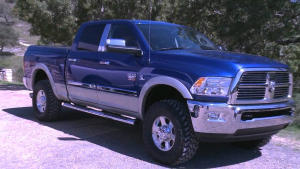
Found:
36,90 -> 46,113
152,116 -> 176,151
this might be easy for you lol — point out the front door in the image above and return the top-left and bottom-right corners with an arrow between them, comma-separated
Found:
66,24 -> 106,104
96,24 -> 144,113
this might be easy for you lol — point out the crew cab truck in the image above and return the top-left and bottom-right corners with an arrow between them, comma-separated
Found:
23,20 -> 295,165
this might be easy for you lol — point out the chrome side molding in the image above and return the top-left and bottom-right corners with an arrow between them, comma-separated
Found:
62,103 -> 136,125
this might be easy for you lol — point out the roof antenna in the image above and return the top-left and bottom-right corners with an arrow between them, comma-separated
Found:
148,0 -> 152,64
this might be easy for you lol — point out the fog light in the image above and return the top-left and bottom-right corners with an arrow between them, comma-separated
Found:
208,112 -> 220,120
191,105 -> 200,118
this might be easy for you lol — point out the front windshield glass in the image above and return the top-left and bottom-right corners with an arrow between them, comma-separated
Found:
137,24 -> 218,51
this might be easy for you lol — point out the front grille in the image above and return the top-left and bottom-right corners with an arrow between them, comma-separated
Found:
240,72 -> 267,84
275,72 -> 289,83
241,109 -> 292,121
236,71 -> 290,101
237,87 -> 265,100
274,86 -> 289,98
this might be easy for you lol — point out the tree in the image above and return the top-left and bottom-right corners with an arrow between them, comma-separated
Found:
0,24 -> 19,53
14,0 -> 300,77
14,0 -> 77,45
0,1 -> 14,25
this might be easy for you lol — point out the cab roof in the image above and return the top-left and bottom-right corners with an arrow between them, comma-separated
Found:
81,19 -> 180,27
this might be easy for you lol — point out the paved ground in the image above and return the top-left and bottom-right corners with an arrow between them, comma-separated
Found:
0,86 -> 299,169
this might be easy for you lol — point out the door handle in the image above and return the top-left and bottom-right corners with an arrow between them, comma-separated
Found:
69,58 -> 77,62
100,61 -> 110,65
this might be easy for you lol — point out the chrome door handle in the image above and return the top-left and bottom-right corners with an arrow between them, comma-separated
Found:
100,61 -> 110,65
69,58 -> 77,62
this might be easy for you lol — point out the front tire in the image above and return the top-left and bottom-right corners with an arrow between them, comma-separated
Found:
32,80 -> 61,121
143,100 -> 199,165
233,137 -> 272,149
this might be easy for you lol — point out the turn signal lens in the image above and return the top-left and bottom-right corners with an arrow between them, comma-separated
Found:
193,77 -> 206,87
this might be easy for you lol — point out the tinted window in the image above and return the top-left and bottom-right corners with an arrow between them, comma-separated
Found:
78,25 -> 105,51
138,24 -> 217,51
108,25 -> 139,47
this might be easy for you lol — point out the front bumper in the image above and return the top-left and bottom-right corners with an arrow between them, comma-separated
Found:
187,100 -> 295,142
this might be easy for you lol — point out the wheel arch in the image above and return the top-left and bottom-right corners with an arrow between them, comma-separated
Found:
139,76 -> 193,119
30,63 -> 60,99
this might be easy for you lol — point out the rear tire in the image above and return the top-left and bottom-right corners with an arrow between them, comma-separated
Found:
143,100 -> 199,165
32,80 -> 61,121
233,137 -> 272,149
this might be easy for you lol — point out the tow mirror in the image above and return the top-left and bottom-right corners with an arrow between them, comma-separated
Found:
218,46 -> 227,51
106,39 -> 143,56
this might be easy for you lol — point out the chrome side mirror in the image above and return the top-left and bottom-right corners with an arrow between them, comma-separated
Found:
218,46 -> 227,51
106,39 -> 126,46
106,39 -> 143,56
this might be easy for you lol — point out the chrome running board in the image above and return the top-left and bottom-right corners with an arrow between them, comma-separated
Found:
62,103 -> 136,125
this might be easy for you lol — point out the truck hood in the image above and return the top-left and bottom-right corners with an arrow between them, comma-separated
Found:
157,50 -> 289,77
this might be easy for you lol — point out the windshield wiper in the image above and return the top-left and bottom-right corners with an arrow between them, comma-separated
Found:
157,47 -> 185,51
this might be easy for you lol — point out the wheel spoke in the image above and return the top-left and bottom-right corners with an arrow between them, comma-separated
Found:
152,125 -> 160,133
165,141 -> 171,150
159,116 -> 167,125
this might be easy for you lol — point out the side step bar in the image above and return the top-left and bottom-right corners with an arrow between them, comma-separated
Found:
62,103 -> 136,125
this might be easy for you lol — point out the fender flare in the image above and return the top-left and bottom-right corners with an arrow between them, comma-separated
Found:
30,63 -> 60,99
138,76 -> 193,118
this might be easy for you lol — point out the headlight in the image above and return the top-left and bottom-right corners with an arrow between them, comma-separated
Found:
190,77 -> 232,96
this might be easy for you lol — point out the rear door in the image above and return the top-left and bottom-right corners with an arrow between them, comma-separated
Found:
66,24 -> 105,104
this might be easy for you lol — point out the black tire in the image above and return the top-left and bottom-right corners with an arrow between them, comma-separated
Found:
143,100 -> 199,165
233,136 -> 272,149
32,80 -> 61,121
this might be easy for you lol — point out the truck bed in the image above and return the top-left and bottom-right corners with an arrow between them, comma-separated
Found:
27,45 -> 70,53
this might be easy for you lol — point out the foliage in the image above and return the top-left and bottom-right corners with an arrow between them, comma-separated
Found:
0,1 -> 15,25
14,0 -> 300,77
0,24 -> 19,52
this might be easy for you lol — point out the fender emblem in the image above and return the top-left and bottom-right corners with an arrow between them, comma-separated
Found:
127,73 -> 137,81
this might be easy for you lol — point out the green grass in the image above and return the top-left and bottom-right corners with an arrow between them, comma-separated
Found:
279,126 -> 300,141
0,55 -> 23,82
0,80 -> 23,85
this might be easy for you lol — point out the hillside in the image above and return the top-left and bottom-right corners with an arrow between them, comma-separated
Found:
0,1 -> 39,82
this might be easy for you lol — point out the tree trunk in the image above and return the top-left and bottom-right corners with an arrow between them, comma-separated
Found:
3,15 -> 9,25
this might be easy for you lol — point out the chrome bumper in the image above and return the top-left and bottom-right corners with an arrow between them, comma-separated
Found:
187,100 -> 295,135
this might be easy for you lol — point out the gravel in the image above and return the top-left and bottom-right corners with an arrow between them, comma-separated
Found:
0,87 -> 299,169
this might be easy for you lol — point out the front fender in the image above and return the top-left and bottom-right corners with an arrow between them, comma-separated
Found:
138,76 -> 193,119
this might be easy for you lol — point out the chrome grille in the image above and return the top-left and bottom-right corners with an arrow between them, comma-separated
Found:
275,72 -> 289,83
274,86 -> 289,98
236,71 -> 290,101
237,87 -> 265,100
240,72 -> 267,85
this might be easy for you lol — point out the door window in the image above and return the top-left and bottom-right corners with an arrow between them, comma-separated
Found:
78,25 -> 105,51
107,25 -> 139,47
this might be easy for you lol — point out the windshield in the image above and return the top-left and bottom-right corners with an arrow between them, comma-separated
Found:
137,24 -> 218,51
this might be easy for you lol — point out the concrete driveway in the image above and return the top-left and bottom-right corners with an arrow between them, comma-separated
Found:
0,85 -> 299,168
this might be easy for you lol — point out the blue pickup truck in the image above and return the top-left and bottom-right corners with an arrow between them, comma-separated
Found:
23,20 -> 295,165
